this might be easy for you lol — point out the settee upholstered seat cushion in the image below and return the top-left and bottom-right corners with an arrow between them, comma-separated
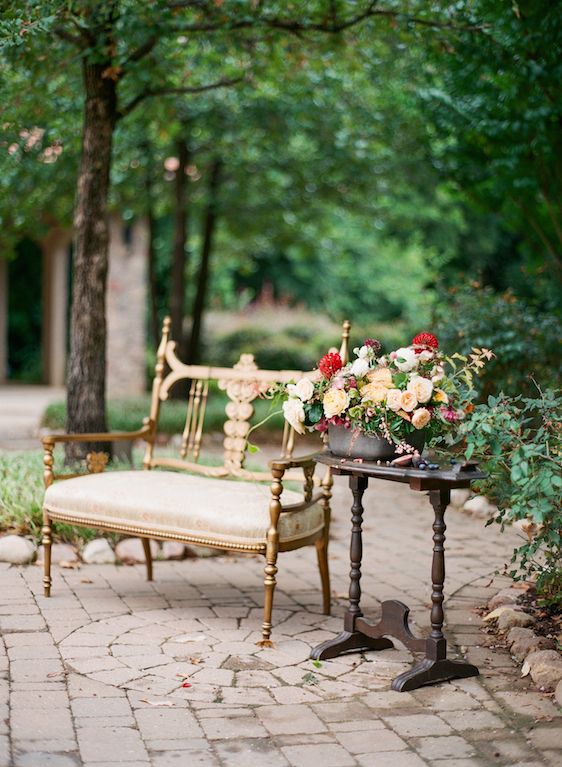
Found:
44,470 -> 323,548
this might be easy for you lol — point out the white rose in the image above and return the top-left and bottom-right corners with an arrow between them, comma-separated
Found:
386,389 -> 403,411
282,398 -> 306,434
287,377 -> 314,402
407,376 -> 433,403
393,347 -> 418,372
350,357 -> 370,378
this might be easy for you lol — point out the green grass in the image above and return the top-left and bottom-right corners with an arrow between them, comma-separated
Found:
0,450 -> 146,544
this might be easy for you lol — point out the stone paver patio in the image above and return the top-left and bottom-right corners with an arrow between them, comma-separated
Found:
1,475 -> 560,767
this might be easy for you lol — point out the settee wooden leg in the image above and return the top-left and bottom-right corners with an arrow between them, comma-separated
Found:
260,548 -> 278,646
141,538 -> 153,581
259,466 -> 283,647
42,516 -> 52,597
316,536 -> 331,615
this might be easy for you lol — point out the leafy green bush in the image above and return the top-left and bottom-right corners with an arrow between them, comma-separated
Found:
462,388 -> 562,605
204,325 -> 335,371
434,286 -> 562,397
204,321 -> 410,371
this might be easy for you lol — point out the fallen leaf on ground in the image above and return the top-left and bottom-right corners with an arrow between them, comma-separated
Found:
59,560 -> 81,569
483,606 -> 513,622
139,699 -> 175,707
80,578 -> 93,584
181,682 -> 192,688
189,657 -> 204,664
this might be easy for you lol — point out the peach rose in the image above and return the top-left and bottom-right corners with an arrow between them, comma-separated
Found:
400,391 -> 418,412
323,388 -> 349,418
407,376 -> 433,404
412,407 -> 431,429
366,367 -> 393,388
386,388 -> 402,411
360,382 -> 387,404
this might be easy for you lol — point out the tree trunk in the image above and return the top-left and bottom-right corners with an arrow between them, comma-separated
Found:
169,136 -> 191,358
187,158 -> 223,365
65,61 -> 117,461
144,153 -> 160,349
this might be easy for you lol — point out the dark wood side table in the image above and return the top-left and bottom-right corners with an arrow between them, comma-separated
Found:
311,452 -> 487,692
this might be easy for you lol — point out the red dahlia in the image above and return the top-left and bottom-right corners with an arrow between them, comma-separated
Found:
318,352 -> 343,379
412,332 -> 439,349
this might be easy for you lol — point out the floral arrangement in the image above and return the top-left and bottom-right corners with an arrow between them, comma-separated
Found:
282,332 -> 493,454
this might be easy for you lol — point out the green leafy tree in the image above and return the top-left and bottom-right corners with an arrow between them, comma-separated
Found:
420,0 -> 562,294
1,1 -> 484,457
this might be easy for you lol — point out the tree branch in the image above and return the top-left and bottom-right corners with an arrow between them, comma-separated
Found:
167,3 -> 487,35
54,26 -> 85,48
122,35 -> 158,69
118,76 -> 245,119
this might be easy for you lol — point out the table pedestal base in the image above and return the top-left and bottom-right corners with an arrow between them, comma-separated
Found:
391,657 -> 479,692
310,599 -> 479,691
310,630 -> 393,660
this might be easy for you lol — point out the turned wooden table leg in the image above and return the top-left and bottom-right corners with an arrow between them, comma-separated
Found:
345,475 -> 368,630
428,487 -> 448,660
311,474 -> 392,660
391,488 -> 479,691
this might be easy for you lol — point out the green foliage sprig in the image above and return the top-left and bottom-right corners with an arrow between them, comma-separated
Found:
462,386 -> 562,605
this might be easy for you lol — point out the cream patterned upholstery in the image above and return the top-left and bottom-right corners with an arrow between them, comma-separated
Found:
44,471 -> 324,548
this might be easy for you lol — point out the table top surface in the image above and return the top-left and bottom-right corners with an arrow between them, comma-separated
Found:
314,451 -> 486,490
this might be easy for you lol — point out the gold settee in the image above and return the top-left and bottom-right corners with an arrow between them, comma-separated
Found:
42,318 -> 350,645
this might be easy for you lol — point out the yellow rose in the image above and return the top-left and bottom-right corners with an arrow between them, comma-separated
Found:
412,407 -> 431,429
433,389 -> 449,404
366,367 -> 393,388
386,389 -> 402,411
360,382 -> 387,404
400,391 -> 418,412
323,388 -> 349,418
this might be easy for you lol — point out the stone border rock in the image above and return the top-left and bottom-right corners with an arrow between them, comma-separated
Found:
482,584 -> 562,704
450,489 -> 497,520
0,533 -> 217,568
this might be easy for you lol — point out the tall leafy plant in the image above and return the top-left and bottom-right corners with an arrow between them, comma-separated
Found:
462,388 -> 562,605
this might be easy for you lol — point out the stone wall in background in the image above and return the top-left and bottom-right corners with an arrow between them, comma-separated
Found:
106,215 -> 148,397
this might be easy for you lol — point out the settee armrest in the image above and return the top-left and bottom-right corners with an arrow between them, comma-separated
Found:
42,423 -> 153,487
41,423 -> 152,447
268,452 -> 320,471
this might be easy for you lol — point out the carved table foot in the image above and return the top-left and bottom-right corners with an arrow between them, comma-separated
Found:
310,630 -> 394,661
391,657 -> 479,692
356,599 -> 427,654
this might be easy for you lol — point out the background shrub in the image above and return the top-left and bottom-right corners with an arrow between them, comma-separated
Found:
434,286 -> 562,397
462,388 -> 562,605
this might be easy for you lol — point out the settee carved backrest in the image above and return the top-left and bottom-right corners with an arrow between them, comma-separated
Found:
142,317 -> 350,481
